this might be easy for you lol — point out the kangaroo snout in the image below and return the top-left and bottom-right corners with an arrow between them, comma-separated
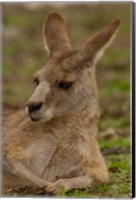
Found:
26,102 -> 43,121
26,100 -> 53,122
27,102 -> 43,114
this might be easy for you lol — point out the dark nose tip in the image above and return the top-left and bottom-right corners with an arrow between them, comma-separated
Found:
27,102 -> 43,113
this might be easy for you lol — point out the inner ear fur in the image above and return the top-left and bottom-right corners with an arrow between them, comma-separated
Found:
43,12 -> 72,57
77,18 -> 121,65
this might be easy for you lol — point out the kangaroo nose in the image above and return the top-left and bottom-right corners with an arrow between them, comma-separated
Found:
27,102 -> 43,113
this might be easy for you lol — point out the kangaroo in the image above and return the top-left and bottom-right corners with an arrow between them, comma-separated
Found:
2,13 -> 121,194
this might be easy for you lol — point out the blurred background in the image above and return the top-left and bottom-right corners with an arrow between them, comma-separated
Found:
2,2 -> 131,198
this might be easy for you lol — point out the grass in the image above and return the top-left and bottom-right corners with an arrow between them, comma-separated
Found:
3,2 -> 131,198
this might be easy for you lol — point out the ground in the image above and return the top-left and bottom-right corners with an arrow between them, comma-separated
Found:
3,2 -> 131,198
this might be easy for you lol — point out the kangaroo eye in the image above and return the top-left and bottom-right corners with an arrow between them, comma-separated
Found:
33,78 -> 39,87
58,81 -> 73,90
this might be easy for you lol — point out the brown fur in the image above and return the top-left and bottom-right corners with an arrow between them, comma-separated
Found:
2,13 -> 121,194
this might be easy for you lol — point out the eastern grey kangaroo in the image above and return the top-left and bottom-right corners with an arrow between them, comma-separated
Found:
3,13 -> 121,194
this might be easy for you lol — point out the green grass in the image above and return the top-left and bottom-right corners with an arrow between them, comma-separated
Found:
3,2 -> 131,198
100,137 -> 130,150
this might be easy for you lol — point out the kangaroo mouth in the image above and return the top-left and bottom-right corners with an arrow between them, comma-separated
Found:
26,106 -> 53,122
30,116 -> 41,122
28,112 -> 42,122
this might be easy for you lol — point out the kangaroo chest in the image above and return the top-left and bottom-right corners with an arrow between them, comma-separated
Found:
4,117 -> 90,183
24,133 -> 81,182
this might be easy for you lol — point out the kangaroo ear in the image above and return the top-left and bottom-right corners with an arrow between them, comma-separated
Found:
43,12 -> 72,57
77,18 -> 121,66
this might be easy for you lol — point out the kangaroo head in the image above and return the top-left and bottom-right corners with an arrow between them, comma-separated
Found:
26,13 -> 121,122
